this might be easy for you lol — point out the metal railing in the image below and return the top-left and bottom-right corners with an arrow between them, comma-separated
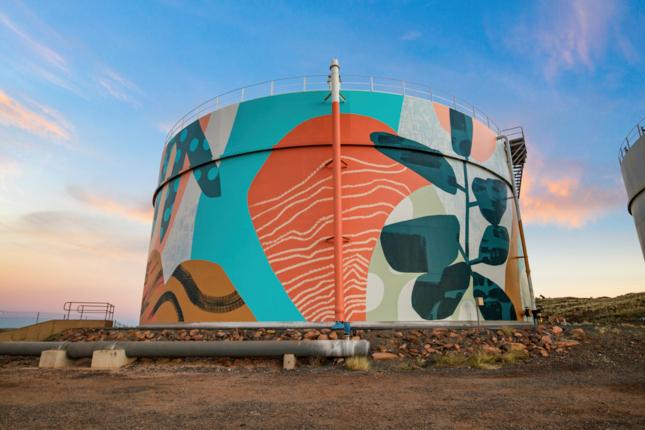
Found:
619,117 -> 645,162
164,75 -> 501,144
63,302 -> 115,321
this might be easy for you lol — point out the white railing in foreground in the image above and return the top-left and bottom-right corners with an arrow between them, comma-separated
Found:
164,75 -> 502,144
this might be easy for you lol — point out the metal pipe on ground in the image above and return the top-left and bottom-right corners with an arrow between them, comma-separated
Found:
137,321 -> 534,330
0,340 -> 369,358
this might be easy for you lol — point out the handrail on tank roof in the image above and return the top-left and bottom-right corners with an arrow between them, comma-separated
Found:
619,116 -> 645,162
163,75 -> 502,144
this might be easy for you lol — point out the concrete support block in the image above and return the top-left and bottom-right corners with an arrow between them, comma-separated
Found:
91,349 -> 133,369
283,353 -> 296,370
39,349 -> 71,368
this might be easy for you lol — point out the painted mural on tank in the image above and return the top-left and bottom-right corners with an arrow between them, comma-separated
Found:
140,91 -> 533,324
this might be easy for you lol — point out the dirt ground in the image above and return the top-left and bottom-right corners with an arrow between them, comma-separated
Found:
1,325 -> 644,430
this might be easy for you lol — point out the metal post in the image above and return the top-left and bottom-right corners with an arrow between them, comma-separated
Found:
303,76 -> 307,91
35,312 -> 39,324
240,88 -> 245,102
329,59 -> 345,323
370,76 -> 374,92
270,81 -> 274,96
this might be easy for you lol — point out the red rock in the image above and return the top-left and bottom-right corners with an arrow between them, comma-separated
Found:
551,326 -> 563,335
303,330 -> 319,340
424,345 -> 438,354
372,352 -> 399,361
502,342 -> 527,352
537,347 -> 549,357
328,331 -> 338,340
482,344 -> 501,355
556,340 -> 580,348
570,328 -> 586,340
318,334 -> 329,340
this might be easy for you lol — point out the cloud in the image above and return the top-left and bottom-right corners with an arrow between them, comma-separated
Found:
0,210 -> 147,262
400,30 -> 421,41
67,186 -> 153,224
0,90 -> 72,140
0,155 -> 22,189
0,12 -> 68,73
95,68 -> 142,106
1,10 -> 141,106
499,0 -> 634,79
519,152 -> 624,228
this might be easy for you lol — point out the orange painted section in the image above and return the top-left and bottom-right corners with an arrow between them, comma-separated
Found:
248,114 -> 430,321
471,120 -> 497,162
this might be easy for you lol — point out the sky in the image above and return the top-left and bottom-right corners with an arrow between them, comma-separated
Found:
0,0 -> 643,324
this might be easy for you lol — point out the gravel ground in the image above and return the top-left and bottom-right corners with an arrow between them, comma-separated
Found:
0,325 -> 643,430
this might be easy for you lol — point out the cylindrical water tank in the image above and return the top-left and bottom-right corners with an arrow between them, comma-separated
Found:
140,82 -> 534,324
620,120 -> 645,259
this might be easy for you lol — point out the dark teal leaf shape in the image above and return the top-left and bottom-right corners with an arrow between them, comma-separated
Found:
370,132 -> 457,194
472,178 -> 507,225
381,215 -> 460,281
411,262 -> 472,320
449,109 -> 473,158
478,225 -> 509,265
472,272 -> 517,320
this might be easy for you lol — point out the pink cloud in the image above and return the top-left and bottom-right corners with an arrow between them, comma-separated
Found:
501,0 -> 634,79
67,186 -> 153,224
0,90 -> 72,140
519,152 -> 624,228
0,12 -> 68,73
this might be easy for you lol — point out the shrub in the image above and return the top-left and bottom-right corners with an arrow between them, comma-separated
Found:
345,356 -> 369,371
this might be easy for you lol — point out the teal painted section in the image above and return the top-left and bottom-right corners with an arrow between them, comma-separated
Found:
340,91 -> 403,131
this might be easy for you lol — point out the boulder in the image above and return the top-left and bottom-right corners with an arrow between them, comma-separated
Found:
570,328 -> 586,340
372,352 -> 399,361
556,340 -> 580,348
502,342 -> 527,352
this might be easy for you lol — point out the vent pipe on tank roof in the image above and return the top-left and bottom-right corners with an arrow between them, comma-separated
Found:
329,59 -> 346,325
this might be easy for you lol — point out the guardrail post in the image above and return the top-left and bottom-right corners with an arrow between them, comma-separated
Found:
240,88 -> 245,102
303,76 -> 307,91
270,81 -> 274,96
370,76 -> 374,92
